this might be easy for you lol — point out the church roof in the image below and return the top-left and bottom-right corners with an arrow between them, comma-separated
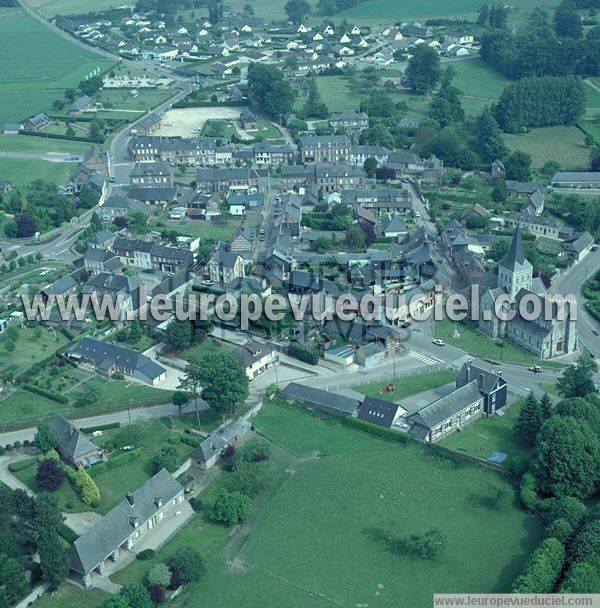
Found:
499,226 -> 532,273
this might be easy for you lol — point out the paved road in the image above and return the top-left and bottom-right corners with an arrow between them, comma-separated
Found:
0,398 -> 208,446
550,250 -> 600,356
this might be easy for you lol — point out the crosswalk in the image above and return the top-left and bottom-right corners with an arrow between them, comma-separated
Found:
407,350 -> 444,366
450,355 -> 472,370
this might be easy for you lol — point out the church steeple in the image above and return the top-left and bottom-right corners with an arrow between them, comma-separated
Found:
497,225 -> 533,296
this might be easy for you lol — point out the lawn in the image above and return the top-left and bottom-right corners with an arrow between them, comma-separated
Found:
0,134 -> 91,156
96,88 -> 176,113
0,157 -> 74,188
246,119 -> 282,140
435,319 -> 564,367
121,400 -> 543,608
0,8 -> 115,125
26,0 -> 122,17
584,80 -> 600,110
201,119 -> 237,141
179,338 -> 234,363
150,219 -> 236,240
503,126 -> 590,169
31,585 -> 109,608
440,399 -> 530,468
0,390 -> 69,428
356,369 -> 456,401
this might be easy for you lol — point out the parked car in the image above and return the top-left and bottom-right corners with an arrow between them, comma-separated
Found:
528,365 -> 542,374
400,321 -> 412,328
432,338 -> 445,346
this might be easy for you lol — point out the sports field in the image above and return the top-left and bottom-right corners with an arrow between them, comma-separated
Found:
151,401 -> 543,608
0,8 -> 115,125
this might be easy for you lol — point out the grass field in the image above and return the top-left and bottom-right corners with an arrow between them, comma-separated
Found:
503,126 -> 590,169
179,338 -> 234,363
0,8 -> 115,125
126,400 -> 543,608
0,327 -> 68,377
584,80 -> 600,110
440,399 -> 530,468
25,0 -> 121,17
0,157 -> 74,187
150,219 -> 236,240
356,369 -> 456,400
96,88 -> 176,113
31,585 -> 109,608
0,134 -> 91,156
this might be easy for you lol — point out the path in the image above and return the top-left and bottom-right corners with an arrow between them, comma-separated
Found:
0,150 -> 80,162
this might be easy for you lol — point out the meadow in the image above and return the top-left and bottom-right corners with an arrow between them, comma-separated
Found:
136,400 -> 543,608
0,158 -> 75,188
0,8 -> 115,125
0,134 -> 91,156
24,0 -> 121,17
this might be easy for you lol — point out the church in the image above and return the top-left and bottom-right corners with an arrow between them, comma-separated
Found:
478,226 -> 578,359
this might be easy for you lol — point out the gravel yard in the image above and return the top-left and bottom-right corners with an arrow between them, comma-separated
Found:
155,106 -> 245,137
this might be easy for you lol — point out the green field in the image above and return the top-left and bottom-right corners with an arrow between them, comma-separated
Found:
356,369 -> 456,400
503,126 -> 590,169
25,0 -> 122,17
440,399 -> 530,468
0,8 -> 115,125
32,585 -> 109,608
0,157 -> 75,188
150,219 -> 236,240
584,80 -> 600,110
97,88 -> 176,113
0,134 -> 91,156
0,327 -> 68,376
122,400 -> 542,608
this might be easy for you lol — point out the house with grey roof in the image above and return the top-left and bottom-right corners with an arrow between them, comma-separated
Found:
408,380 -> 484,442
191,419 -> 251,470
358,396 -> 405,427
208,248 -> 245,284
67,337 -> 167,385
456,361 -> 507,415
49,415 -> 104,469
279,382 -> 363,417
562,231 -> 594,262
101,194 -> 149,221
550,172 -> 600,190
69,95 -> 93,115
328,110 -> 369,134
70,469 -> 185,587
234,341 -> 278,379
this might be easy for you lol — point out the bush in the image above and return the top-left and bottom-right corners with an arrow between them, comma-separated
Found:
13,440 -> 22,450
288,342 -> 319,365
343,416 -> 410,443
81,422 -> 120,433
88,449 -> 141,477
136,549 -> 155,561
21,383 -> 68,404
58,523 -> 79,544
8,458 -> 36,472
167,548 -> 204,586
519,473 -> 539,511
511,537 -> 565,593
569,519 -> 600,563
189,496 -> 203,513
180,435 -> 199,448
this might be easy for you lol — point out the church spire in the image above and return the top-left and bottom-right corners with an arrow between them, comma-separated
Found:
500,224 -> 526,270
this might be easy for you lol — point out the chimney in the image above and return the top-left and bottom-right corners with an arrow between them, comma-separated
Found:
126,493 -> 134,507
466,360 -> 472,382
479,373 -> 484,390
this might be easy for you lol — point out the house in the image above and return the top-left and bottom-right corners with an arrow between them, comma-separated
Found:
550,172 -> 600,189
229,225 -> 255,255
315,164 -> 367,192
70,470 -> 186,587
83,146 -> 109,175
234,341 -> 278,379
456,362 -> 507,415
408,381 -> 484,442
128,187 -> 176,207
562,231 -> 595,262
342,188 -> 413,214
132,113 -> 162,136
0,180 -> 13,194
350,144 -> 389,166
129,162 -> 173,187
506,180 -> 545,199
69,95 -> 93,115
253,142 -> 295,166
82,248 -> 121,274
357,396 -> 404,427
49,415 -> 104,469
191,419 -> 251,470
239,109 -> 258,130
280,382 -> 363,417
23,113 -> 52,132
491,159 -> 505,184
299,135 -> 352,163
381,214 -> 408,240
208,249 -> 245,283
66,337 -> 167,385
506,208 -> 563,240
100,194 -> 149,221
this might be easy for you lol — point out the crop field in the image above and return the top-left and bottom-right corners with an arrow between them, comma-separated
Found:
24,0 -> 121,17
0,8 -> 115,125
503,126 -> 590,169
156,401 -> 543,608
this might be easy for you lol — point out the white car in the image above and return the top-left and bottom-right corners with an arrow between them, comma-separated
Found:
432,338 -> 446,346
202,280 -> 214,286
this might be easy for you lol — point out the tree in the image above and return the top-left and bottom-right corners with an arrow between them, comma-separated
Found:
38,530 -> 69,589
375,166 -> 396,182
15,213 -> 37,238
560,556 -> 600,592
74,467 -> 101,505
90,211 -> 103,232
191,351 -> 249,417
212,489 -> 251,525
569,519 -> 600,562
531,415 -> 600,499
121,583 -> 154,608
36,459 -> 65,492
491,181 -> 508,203
363,156 -> 377,178
79,75 -> 103,96
163,319 -> 193,352
345,225 -> 366,250
89,118 -> 103,140
554,1 -> 583,38
231,459 -> 272,496
172,390 -> 190,415
34,422 -> 57,452
405,528 -> 447,559
428,71 -> 464,128
242,3 -> 254,16
147,563 -> 171,587
504,151 -> 532,181
476,107 -> 507,162
248,63 -> 295,119
405,45 -> 441,95
555,396 -> 600,437
303,76 -> 328,118
0,556 -> 28,603
153,445 -> 179,474
556,354 -> 598,398
35,493 -> 62,535
284,0 -> 310,23
167,548 -> 204,586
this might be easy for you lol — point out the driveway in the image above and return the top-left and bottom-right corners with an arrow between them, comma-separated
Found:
63,511 -> 104,536
0,452 -> 35,496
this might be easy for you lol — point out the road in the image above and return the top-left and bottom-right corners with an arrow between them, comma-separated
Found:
0,397 -> 209,446
549,249 -> 600,356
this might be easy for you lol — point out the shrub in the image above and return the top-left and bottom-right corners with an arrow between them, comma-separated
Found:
288,342 -> 319,365
147,563 -> 171,587
22,383 -> 68,404
519,473 -> 539,511
189,496 -> 203,512
511,537 -> 565,593
212,489 -> 251,526
36,459 -> 65,492
153,445 -> 179,474
167,548 -> 204,586
81,422 -> 120,433
13,440 -> 21,450
569,519 -> 600,563
136,549 -> 155,561
147,584 -> 166,604
180,435 -> 199,448
343,416 -> 410,443
74,467 -> 101,505
0,446 -> 5,456
8,458 -> 36,472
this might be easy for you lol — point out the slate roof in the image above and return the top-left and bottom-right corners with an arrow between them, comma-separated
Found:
280,382 -> 362,414
409,381 -> 482,430
89,229 -> 114,246
69,95 -> 93,113
358,396 -> 401,427
49,415 -> 101,461
234,341 -> 274,368
563,231 -> 594,254
456,362 -> 505,394
210,248 -> 241,269
70,469 -> 182,575
551,172 -> 600,185
128,187 -> 176,202
499,226 -> 532,273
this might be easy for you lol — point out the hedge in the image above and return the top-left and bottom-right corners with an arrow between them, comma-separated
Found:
89,448 -> 142,477
136,549 -> 155,561
180,435 -> 199,448
19,130 -> 103,144
8,458 -> 36,472
343,416 -> 410,444
81,422 -> 120,433
21,383 -> 69,404
288,342 -> 319,365
519,472 -> 540,512
172,99 -> 248,109
58,523 -> 79,544
512,537 -> 565,593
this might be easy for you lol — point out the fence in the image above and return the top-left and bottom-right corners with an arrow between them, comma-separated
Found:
426,443 -> 512,475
